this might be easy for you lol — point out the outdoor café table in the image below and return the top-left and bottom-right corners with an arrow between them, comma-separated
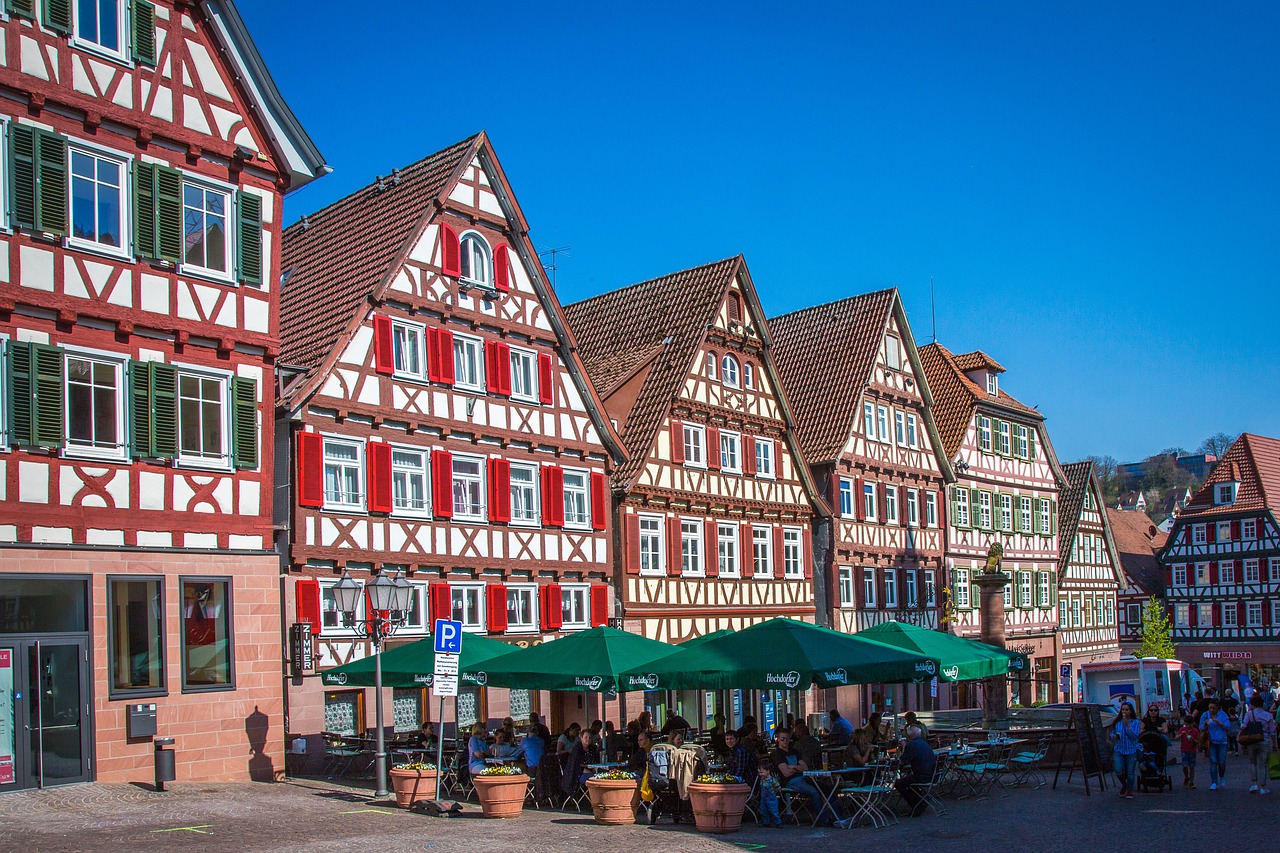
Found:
485,756 -> 520,765
802,766 -> 868,827
391,746 -> 434,764
586,762 -> 628,772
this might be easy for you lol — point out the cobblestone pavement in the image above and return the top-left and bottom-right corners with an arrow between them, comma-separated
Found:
0,755 -> 1267,853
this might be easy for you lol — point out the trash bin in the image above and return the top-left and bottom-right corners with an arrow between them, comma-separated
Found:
154,737 -> 176,791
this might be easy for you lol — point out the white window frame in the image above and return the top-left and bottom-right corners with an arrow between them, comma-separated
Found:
72,0 -> 129,61
1039,499 -> 1051,536
391,319 -> 427,381
1193,524 -> 1206,544
1221,601 -> 1238,628
450,452 -> 487,522
1037,572 -> 1051,607
680,517 -> 704,576
754,438 -> 775,478
1272,601 -> 1280,626
508,346 -> 540,403
450,583 -> 486,633
884,485 -> 899,524
61,345 -> 128,463
839,478 -> 854,517
955,488 -> 970,528
508,462 -> 540,526
884,568 -> 898,608
998,421 -> 1012,456
1242,519 -> 1257,539
179,174 -> 236,284
743,362 -> 755,389
721,354 -> 740,388
884,334 -> 901,370
953,569 -> 970,609
863,482 -> 879,522
925,492 -> 938,528
451,332 -> 485,393
876,406 -> 889,443
400,581 -> 428,633
719,430 -> 741,474
979,491 -> 992,530
1004,582 -> 1013,610
1173,565 -> 1187,587
838,566 -> 854,607
986,373 -> 998,396
979,416 -> 992,452
1216,483 -> 1235,505
1247,601 -> 1263,627
1244,559 -> 1260,583
925,570 -> 937,606
1174,604 -> 1190,628
66,141 -> 130,259
752,526 -> 772,578
717,522 -> 739,578
894,410 -> 906,446
863,569 -> 877,608
863,401 -> 874,438
1196,603 -> 1213,627
682,423 -> 706,468
1126,603 -> 1141,626
1217,521 -> 1232,541
322,435 -> 365,512
999,494 -> 1013,532
560,584 -> 590,631
1071,597 -> 1081,627
319,578 -> 366,637
390,444 -> 430,518
906,489 -> 919,527
782,527 -> 803,578
905,570 -> 918,608
1194,563 -> 1209,586
906,413 -> 919,448
562,467 -> 591,530
505,584 -> 538,634
705,352 -> 717,380
1220,561 -> 1235,584
458,231 -> 493,289
1019,496 -> 1033,533
1272,558 -> 1280,583
1014,424 -> 1029,459
1019,572 -> 1032,608
639,514 -> 665,575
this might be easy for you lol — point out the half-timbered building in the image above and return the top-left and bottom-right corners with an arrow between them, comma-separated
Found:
277,134 -> 624,767
1158,433 -> 1280,691
0,0 -> 326,789
1107,508 -> 1167,655
918,345 -> 1064,706
562,257 -> 825,730
1056,461 -> 1122,697
770,290 -> 952,719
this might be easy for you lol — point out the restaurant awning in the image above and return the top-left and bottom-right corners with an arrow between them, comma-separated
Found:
478,626 -> 681,692
856,620 -> 1029,682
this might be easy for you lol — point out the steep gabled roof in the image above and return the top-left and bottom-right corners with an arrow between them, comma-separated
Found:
953,350 -> 1006,374
1178,433 -> 1280,517
1058,461 -> 1124,583
280,135 -> 479,373
1107,508 -> 1168,595
768,290 -> 951,479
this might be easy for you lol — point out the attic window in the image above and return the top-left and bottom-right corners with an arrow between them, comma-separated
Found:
727,293 -> 742,323
459,232 -> 492,288
884,335 -> 901,371
1216,483 -> 1236,505
706,352 -> 717,380
986,373 -> 998,396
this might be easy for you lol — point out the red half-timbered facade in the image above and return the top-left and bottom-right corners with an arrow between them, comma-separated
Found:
0,0 -> 325,790
1159,433 -> 1280,689
771,290 -> 952,719
278,134 -> 624,760
563,257 -> 825,728
1107,507 -> 1167,655
919,344 -> 1064,707
1056,461 -> 1122,692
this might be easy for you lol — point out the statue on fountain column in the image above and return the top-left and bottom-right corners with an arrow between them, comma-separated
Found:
981,541 -> 1005,575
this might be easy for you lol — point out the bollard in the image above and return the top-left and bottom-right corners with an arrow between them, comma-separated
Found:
154,737 -> 176,791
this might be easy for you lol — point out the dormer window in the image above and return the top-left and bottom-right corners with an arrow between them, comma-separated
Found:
986,373 -> 998,396
459,232 -> 492,287
1216,482 -> 1237,505
884,335 -> 901,371
721,355 -> 740,388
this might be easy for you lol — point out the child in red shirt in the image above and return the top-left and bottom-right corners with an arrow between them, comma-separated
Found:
1175,715 -> 1200,789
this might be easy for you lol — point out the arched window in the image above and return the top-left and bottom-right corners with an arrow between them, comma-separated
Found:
706,352 -> 718,380
743,362 -> 755,390
459,232 -> 492,287
721,354 -> 740,388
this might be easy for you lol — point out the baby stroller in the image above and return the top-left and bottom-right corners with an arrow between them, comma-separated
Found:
1136,732 -> 1173,792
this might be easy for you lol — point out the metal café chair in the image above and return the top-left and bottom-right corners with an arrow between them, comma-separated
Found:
1007,736 -> 1052,789
906,754 -> 950,817
952,745 -> 992,799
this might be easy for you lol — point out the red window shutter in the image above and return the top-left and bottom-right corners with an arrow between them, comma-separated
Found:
590,585 -> 609,627
488,458 -> 511,523
1209,561 -> 1218,585
429,582 -> 451,628
367,441 -> 393,513
1236,601 -> 1245,628
900,486 -> 909,526
624,513 -> 641,574
542,465 -> 564,527
741,524 -> 756,576
590,471 -> 608,531
878,483 -> 888,525
431,450 -> 453,518
496,342 -> 512,396
705,518 -> 719,577
486,584 -> 508,632
1211,604 -> 1219,628
297,431 -> 324,507
493,243 -> 510,292
1230,520 -> 1240,540
295,578 -> 322,633
373,314 -> 394,375
542,583 -> 563,630
670,421 -> 685,464
537,352 -> 554,404
855,478 -> 865,521
743,436 -> 756,476
484,340 -> 499,393
801,530 -> 811,578
440,222 -> 461,277
1207,524 -> 1217,543
1264,601 -> 1272,626
707,427 -> 721,470
426,328 -> 442,383
438,328 -> 456,385
667,517 -> 683,576
773,526 -> 784,573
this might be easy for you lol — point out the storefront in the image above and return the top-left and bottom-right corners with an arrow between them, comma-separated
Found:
1178,646 -> 1280,695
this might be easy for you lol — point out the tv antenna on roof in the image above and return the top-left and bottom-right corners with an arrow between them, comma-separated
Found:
539,246 -> 571,290
930,276 -> 937,344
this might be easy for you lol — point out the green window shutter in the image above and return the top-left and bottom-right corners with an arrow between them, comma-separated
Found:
949,487 -> 960,527
230,376 -> 258,469
235,191 -> 263,285
1050,574 -> 1059,606
151,364 -> 178,458
1013,496 -> 1023,533
41,0 -> 70,33
1028,428 -> 1037,461
969,584 -> 979,611
5,0 -> 36,20
155,166 -> 183,263
8,340 -> 34,446
9,124 -> 38,231
1033,498 -> 1043,534
128,361 -> 154,457
133,161 -> 158,260
33,343 -> 64,448
1050,500 -> 1058,536
130,0 -> 157,66
36,131 -> 68,237
969,487 -> 981,528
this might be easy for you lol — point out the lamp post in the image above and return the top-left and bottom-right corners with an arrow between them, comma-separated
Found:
332,568 -> 413,799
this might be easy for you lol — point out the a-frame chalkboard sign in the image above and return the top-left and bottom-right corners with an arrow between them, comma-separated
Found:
1051,704 -> 1109,795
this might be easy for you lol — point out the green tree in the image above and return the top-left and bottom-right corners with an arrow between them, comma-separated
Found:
1137,596 -> 1177,659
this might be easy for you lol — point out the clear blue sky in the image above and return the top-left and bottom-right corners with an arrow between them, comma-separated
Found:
241,1 -> 1279,464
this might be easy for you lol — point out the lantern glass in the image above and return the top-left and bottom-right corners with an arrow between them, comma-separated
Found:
367,572 -> 397,612
390,572 -> 413,613
332,571 -> 362,616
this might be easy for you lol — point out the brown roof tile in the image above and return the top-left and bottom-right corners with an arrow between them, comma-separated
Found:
1056,460 -> 1092,571
1107,507 -> 1167,595
953,350 -> 1006,374
917,342 -> 1044,459
1178,432 -> 1280,517
768,290 -> 896,462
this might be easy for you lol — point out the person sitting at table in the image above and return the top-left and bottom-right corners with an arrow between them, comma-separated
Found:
556,722 -> 581,755
513,722 -> 545,774
588,719 -> 604,749
466,723 -> 490,776
723,729 -> 757,781
863,712 -> 886,745
661,714 -> 692,737
827,709 -> 854,746
792,722 -> 822,770
629,730 -> 653,775
602,720 -> 627,762
892,725 -> 937,818
489,729 -> 517,760
528,712 -> 553,748
709,713 -> 729,756
903,711 -> 929,741
738,721 -> 766,757
771,729 -> 837,827
562,728 -> 599,793
637,710 -> 654,736
841,728 -> 875,783
411,721 -> 438,751
500,716 -> 517,741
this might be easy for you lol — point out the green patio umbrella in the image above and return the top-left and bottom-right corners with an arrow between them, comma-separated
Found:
478,626 -> 681,692
631,618 -> 941,691
857,621 -> 1029,682
319,632 -> 517,689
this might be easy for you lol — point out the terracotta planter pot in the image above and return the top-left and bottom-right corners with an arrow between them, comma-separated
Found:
473,773 -> 529,818
687,782 -> 751,834
389,768 -> 438,809
586,777 -> 640,825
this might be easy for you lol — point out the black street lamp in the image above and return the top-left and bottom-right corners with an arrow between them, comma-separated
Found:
332,568 -> 413,798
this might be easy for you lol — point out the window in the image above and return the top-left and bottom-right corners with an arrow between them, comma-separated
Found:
1272,559 -> 1280,583
743,362 -> 755,389
682,423 -> 706,467
906,414 -> 919,448
1216,483 -> 1235,505
884,568 -> 898,608
876,406 -> 889,442
180,579 -> 233,691
1217,521 -> 1232,541
720,431 -> 741,473
459,232 -> 492,287
64,352 -> 125,460
1011,424 -> 1025,459
721,354 -> 740,388
1194,563 -> 1209,586
905,570 -> 917,608
1244,559 -> 1260,583
986,373 -> 998,395
75,0 -> 128,56
69,146 -> 126,254
1174,604 -> 1190,628
1126,603 -> 1141,626
979,417 -> 993,452
1273,601 -> 1280,627
863,402 -> 875,438
782,528 -> 803,578
863,482 -> 879,522
451,454 -> 485,521
320,579 -> 364,635
838,567 -> 854,607
681,519 -> 703,575
998,421 -> 1011,456
884,335 -> 901,370
177,369 -> 231,468
1247,601 -> 1263,627
1220,561 -> 1235,584
1243,519 -> 1256,539
885,486 -> 899,524
839,479 -> 854,516
182,180 -> 231,279
561,585 -> 590,630
391,446 -> 430,516
452,333 -> 484,392
451,584 -> 485,631
562,468 -> 590,529
1037,572 -> 1051,607
1193,525 -> 1206,545
954,488 -> 970,528
1019,572 -> 1032,608
925,571 -> 936,606
639,515 -> 664,574
863,569 -> 877,607
906,489 -> 919,526
1004,583 -> 1012,609
400,582 -> 427,633
752,526 -> 772,577
999,494 -> 1013,531
978,492 -> 992,530
1195,603 -> 1212,626
108,577 -> 164,696
895,411 -> 906,446
1039,499 -> 1051,536
1070,598 -> 1081,627
506,585 -> 538,632
509,347 -> 539,402
754,438 -> 775,478
1019,496 -> 1033,533
925,492 -> 938,528
1221,602 -> 1237,628
718,523 -> 739,577
392,320 -> 425,379
953,569 -> 970,608
508,463 -> 539,525
706,352 -> 717,380
1173,565 -> 1187,587
323,437 -> 364,510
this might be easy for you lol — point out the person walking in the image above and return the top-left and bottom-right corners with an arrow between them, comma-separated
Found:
1111,702 -> 1142,799
1175,715 -> 1200,789
1199,700 -> 1231,790
1239,692 -> 1276,794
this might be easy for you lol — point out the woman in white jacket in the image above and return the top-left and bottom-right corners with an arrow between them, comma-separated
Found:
1240,692 -> 1277,794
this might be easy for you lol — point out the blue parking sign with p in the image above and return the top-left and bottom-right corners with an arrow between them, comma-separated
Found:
435,619 -> 463,655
